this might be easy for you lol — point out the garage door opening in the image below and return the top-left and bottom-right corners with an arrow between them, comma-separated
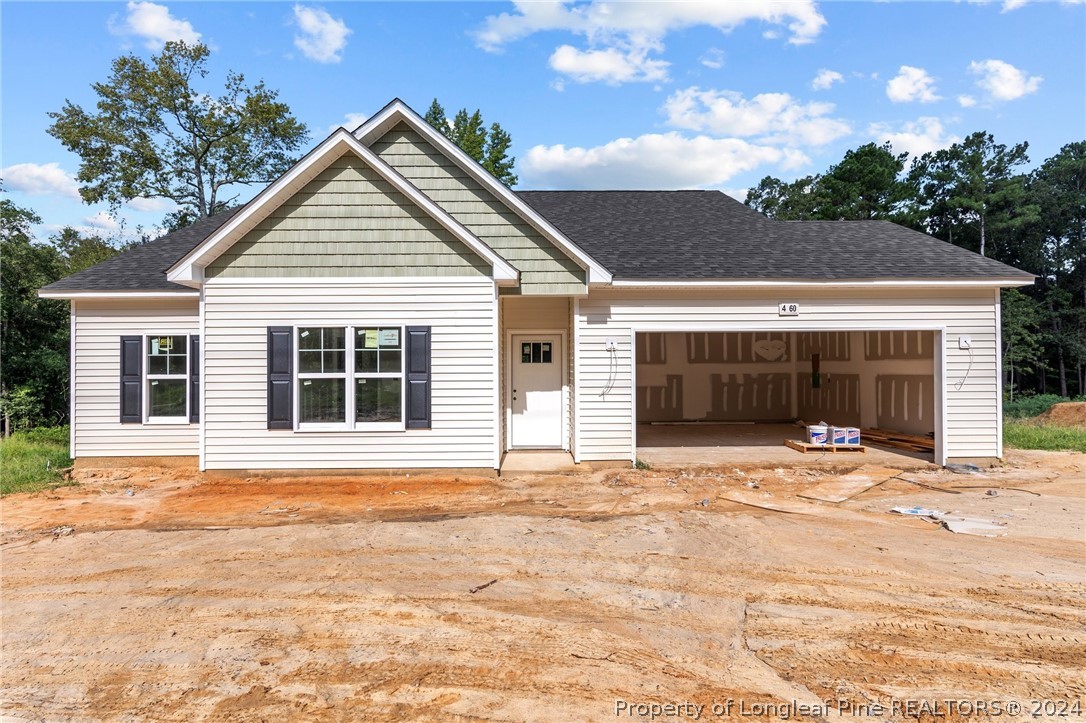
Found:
634,331 -> 940,466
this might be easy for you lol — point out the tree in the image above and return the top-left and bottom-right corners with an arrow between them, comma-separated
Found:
0,200 -> 69,433
814,142 -> 910,221
909,132 -> 1035,257
745,174 -> 819,219
1001,288 -> 1043,401
423,99 -> 518,186
47,41 -> 309,224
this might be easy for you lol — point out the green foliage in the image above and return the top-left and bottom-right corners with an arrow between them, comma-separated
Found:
1,199 -> 70,427
816,142 -> 911,221
1003,393 -> 1068,419
746,143 -> 909,221
908,131 -> 1037,257
0,426 -> 74,496
1001,288 -> 1043,399
423,99 -> 518,186
634,458 -> 652,470
1003,420 -> 1086,453
47,41 -> 309,223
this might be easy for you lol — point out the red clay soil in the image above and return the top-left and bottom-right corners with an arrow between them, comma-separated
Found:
1,451 -> 1083,721
1035,401 -> 1086,427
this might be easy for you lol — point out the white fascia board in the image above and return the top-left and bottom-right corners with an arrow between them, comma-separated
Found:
608,278 -> 1035,288
166,128 -> 518,284
354,101 -> 613,284
39,290 -> 201,300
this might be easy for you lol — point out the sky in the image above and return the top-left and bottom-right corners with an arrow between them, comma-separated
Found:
2,0 -> 1084,241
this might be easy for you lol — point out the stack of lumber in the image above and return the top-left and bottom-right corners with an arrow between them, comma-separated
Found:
860,428 -> 935,453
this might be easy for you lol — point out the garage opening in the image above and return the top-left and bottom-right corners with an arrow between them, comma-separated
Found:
634,331 -> 939,465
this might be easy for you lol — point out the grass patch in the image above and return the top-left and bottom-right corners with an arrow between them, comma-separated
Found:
1,426 -> 74,496
1004,420 -> 1086,453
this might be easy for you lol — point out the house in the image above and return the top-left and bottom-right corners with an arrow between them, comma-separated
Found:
39,99 -> 1034,473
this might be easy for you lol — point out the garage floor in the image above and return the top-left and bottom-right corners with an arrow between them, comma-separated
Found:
636,422 -> 934,468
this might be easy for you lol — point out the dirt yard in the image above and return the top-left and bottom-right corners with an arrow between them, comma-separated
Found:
2,451 -> 1084,722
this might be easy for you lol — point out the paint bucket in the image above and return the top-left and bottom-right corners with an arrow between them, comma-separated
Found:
807,425 -> 828,445
846,427 -> 861,445
830,426 -> 849,445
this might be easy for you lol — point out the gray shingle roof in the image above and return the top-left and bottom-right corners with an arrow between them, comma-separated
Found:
517,190 -> 1033,281
41,190 -> 1032,293
39,208 -> 242,293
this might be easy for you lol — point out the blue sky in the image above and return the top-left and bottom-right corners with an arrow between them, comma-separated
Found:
2,1 -> 1083,241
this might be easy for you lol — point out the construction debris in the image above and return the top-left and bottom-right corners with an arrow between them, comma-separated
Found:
797,466 -> 901,503
469,579 -> 499,594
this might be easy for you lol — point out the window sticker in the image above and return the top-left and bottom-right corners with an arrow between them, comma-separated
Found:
364,329 -> 379,348
379,329 -> 399,347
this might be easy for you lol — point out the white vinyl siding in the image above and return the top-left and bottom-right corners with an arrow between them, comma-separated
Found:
575,287 -> 1002,462
71,299 -> 199,457
202,278 -> 498,470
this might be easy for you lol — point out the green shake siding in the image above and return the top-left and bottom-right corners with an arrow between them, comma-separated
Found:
207,154 -> 489,278
373,123 -> 587,295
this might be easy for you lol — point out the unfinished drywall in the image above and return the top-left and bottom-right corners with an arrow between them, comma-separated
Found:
636,330 -> 936,432
636,332 -> 792,422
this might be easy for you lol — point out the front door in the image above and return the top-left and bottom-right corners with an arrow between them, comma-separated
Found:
510,334 -> 563,448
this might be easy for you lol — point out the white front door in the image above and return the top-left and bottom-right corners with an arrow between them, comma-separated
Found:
510,334 -> 563,448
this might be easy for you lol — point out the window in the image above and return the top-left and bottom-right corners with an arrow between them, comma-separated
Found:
296,326 -> 404,429
146,335 -> 188,420
520,341 -> 552,364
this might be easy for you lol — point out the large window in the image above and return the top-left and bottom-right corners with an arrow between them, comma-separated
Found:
146,335 -> 188,420
297,326 -> 404,430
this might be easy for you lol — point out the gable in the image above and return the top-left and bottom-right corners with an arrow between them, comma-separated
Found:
207,152 -> 489,279
372,122 -> 587,295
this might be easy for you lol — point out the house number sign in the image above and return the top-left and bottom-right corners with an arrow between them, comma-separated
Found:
778,303 -> 800,316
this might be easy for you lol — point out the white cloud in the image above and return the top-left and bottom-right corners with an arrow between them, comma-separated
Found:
699,48 -> 725,70
83,212 -> 121,233
1001,0 -> 1031,10
1,162 -> 80,199
957,95 -> 977,108
549,44 -> 668,84
327,112 -> 368,135
521,133 -> 808,190
869,117 -> 959,158
886,65 -> 940,103
474,1 -> 826,51
109,1 -> 200,49
663,87 -> 851,147
968,59 -> 1042,101
125,196 -> 175,213
292,5 -> 352,63
811,68 -> 844,91
474,1 -> 824,85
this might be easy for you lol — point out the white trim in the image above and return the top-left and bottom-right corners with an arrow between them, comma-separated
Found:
625,324 -> 948,465
39,291 -> 200,300
609,278 -> 1034,289
571,297 -> 581,464
354,100 -> 612,285
994,287 -> 1004,460
166,129 -> 519,285
198,288 -> 206,471
205,276 -> 494,286
143,333 -> 191,424
492,286 -> 501,470
629,327 -> 637,464
937,329 -> 948,466
505,330 -> 568,451
293,323 -> 408,433
69,302 -> 76,459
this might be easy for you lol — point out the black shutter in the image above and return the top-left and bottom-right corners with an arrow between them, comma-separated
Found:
404,326 -> 431,429
189,335 -> 200,423
267,326 -> 293,429
119,336 -> 142,423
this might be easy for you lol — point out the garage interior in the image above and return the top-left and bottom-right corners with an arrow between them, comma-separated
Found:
635,331 -> 938,465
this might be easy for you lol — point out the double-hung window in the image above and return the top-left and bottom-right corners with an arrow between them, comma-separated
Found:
146,335 -> 188,421
296,326 -> 404,430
